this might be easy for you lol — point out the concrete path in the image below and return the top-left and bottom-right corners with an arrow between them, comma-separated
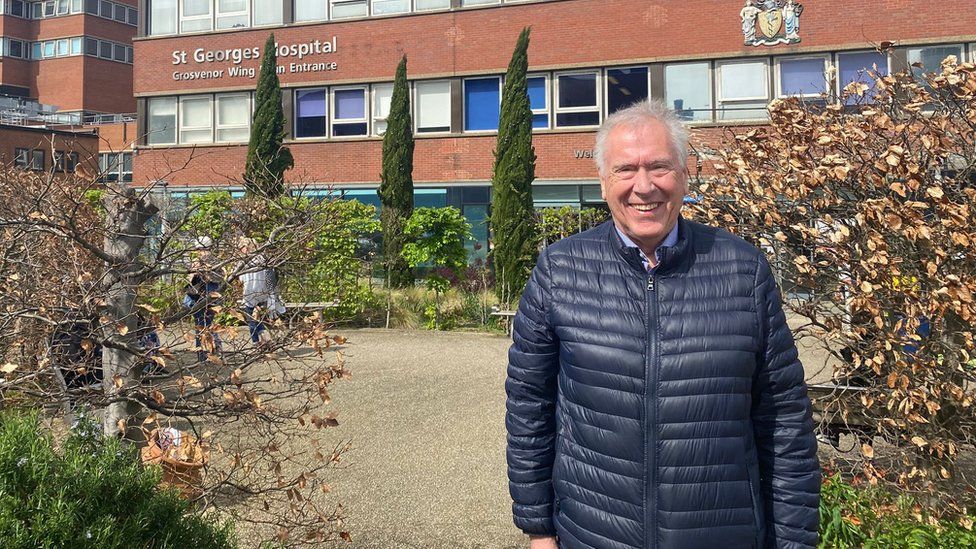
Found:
313,323 -> 832,548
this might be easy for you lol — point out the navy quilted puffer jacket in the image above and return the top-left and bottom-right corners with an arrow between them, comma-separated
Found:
506,218 -> 820,549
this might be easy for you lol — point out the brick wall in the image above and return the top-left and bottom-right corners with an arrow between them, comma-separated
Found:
130,0 -> 976,188
0,125 -> 100,173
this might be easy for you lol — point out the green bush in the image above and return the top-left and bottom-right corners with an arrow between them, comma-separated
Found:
0,411 -> 235,549
819,473 -> 976,548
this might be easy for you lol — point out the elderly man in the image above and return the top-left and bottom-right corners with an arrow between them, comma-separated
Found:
505,99 -> 820,549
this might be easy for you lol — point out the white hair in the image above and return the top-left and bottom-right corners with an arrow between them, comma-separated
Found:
594,99 -> 689,177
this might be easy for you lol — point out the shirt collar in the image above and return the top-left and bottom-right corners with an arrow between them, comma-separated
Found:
614,222 -> 679,271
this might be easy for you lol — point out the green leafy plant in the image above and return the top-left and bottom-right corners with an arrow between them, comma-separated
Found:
0,410 -> 235,548
402,207 -> 472,329
537,206 -> 610,246
185,191 -> 233,240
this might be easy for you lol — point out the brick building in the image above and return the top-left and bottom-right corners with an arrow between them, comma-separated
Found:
131,0 -> 976,253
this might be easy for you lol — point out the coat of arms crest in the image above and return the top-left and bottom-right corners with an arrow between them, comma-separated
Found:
740,0 -> 803,46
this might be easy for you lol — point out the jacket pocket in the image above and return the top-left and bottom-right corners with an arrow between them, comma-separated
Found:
747,477 -> 763,548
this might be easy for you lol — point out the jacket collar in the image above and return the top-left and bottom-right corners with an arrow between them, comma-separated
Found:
608,216 -> 693,275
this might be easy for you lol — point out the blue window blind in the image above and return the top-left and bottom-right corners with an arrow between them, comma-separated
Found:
295,89 -> 326,137
838,52 -> 888,104
464,77 -> 500,131
780,58 -> 826,96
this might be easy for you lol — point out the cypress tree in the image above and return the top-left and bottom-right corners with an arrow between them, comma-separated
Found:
244,33 -> 293,197
378,55 -> 415,288
491,27 -> 537,304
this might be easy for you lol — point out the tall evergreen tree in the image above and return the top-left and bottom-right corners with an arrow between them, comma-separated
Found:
244,33 -> 293,197
378,55 -> 415,288
491,27 -> 537,304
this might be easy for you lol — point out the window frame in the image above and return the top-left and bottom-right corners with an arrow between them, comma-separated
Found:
413,0 -> 449,10
14,148 -> 29,169
178,95 -> 214,144
330,85 -> 369,138
716,58 -> 771,103
179,0 -> 213,33
906,43 -> 964,76
149,0 -> 178,36
215,0 -> 249,29
370,0 -> 408,16
413,79 -> 453,134
214,92 -> 251,143
371,82 -> 394,137
30,149 -> 44,171
604,65 -> 650,117
147,96 -> 178,145
834,49 -> 891,101
774,54 -> 830,99
527,73 -> 550,130
553,70 -> 602,128
330,0 -> 366,19
462,75 -> 502,133
293,87 -> 329,139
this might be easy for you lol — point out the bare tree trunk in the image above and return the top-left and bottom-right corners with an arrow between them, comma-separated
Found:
101,188 -> 158,440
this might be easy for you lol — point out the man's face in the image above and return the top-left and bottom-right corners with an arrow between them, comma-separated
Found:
600,121 -> 687,256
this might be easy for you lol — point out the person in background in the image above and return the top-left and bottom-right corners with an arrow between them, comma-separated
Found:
239,238 -> 272,345
183,237 -> 222,363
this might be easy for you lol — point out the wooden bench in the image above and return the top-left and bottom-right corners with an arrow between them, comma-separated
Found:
490,310 -> 517,336
283,301 -> 341,325
807,383 -> 878,448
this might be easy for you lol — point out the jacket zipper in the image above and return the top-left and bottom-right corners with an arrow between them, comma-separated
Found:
645,271 -> 658,549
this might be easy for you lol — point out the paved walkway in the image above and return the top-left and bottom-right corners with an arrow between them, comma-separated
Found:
311,323 -> 834,548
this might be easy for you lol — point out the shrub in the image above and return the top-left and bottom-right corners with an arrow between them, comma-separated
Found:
819,473 -> 976,548
0,411 -> 235,548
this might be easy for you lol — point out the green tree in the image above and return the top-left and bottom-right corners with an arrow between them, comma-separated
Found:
491,27 -> 537,305
378,55 -> 415,288
402,207 -> 472,329
244,34 -> 293,197
185,190 -> 233,240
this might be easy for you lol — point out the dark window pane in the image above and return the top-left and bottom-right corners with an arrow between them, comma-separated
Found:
607,67 -> 648,114
556,111 -> 599,127
532,113 -> 548,128
332,122 -> 367,136
296,117 -> 326,138
558,73 -> 597,108
460,186 -> 490,204
99,41 -> 111,58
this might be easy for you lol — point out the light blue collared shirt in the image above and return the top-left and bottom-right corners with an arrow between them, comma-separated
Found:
615,222 -> 679,272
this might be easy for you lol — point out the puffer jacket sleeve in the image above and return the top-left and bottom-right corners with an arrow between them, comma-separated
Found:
753,254 -> 821,548
506,248 -> 559,536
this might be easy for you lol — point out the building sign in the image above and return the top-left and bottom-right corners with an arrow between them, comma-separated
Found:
740,1 -> 802,46
170,37 -> 339,81
573,149 -> 594,159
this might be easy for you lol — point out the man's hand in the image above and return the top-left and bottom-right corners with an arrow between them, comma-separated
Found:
529,535 -> 558,549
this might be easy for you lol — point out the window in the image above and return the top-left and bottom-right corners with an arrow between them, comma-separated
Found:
837,51 -> 889,105
415,80 -> 451,133
414,0 -> 448,9
332,87 -> 368,136
717,59 -> 769,120
776,56 -> 827,98
147,97 -> 177,145
216,93 -> 250,142
294,0 -> 326,22
295,88 -> 327,138
56,38 -> 68,56
44,0 -> 54,15
252,0 -> 282,25
907,45 -> 963,77
216,0 -> 248,29
98,40 -> 112,59
114,43 -> 126,62
121,152 -> 132,182
460,0 -> 497,5
150,0 -> 177,35
85,37 -> 97,56
14,148 -> 29,169
527,75 -> 549,129
98,0 -> 109,16
372,83 -> 393,136
56,0 -> 67,14
83,0 -> 96,13
11,0 -> 25,16
606,67 -> 648,115
331,0 -> 366,18
464,77 -> 500,132
113,1 -> 125,20
180,0 -> 212,32
43,41 -> 56,58
32,42 -> 41,59
126,46 -> 133,64
371,0 -> 406,14
70,37 -> 82,55
179,96 -> 213,143
30,150 -> 44,171
53,151 -> 77,172
127,5 -> 137,24
99,153 -> 131,182
9,40 -> 24,58
555,71 -> 600,127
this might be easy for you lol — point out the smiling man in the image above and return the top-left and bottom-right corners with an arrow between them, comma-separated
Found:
506,99 -> 820,549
